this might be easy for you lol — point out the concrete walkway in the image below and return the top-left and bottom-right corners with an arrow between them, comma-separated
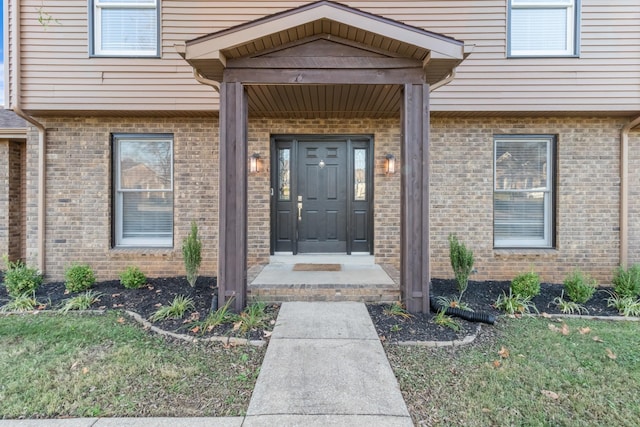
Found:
0,302 -> 412,427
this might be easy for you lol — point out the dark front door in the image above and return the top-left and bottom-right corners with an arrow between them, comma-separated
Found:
272,135 -> 373,254
297,141 -> 348,252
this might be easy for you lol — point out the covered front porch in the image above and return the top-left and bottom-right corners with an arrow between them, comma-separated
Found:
178,0 -> 469,312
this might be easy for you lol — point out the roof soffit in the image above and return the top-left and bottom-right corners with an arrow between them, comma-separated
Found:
182,1 -> 465,84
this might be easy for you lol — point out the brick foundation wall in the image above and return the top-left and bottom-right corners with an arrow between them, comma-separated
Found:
628,130 -> 640,267
0,140 -> 26,263
0,141 -> 8,260
430,116 -> 627,285
30,116 -> 219,281
21,114 -> 631,286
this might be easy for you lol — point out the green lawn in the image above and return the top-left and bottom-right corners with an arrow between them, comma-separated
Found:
387,317 -> 640,427
0,312 -> 264,419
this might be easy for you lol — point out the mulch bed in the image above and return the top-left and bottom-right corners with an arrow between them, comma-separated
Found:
369,278 -> 621,343
0,275 -> 623,344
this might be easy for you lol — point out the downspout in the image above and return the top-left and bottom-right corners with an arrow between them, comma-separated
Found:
620,114 -> 640,269
429,68 -> 456,92
192,69 -> 220,93
10,0 -> 47,273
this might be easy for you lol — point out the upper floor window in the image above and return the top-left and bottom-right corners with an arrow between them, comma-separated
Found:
494,135 -> 555,248
91,0 -> 159,57
509,0 -> 579,57
113,134 -> 173,247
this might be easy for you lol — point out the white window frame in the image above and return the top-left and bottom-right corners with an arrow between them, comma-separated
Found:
494,135 -> 554,248
113,134 -> 173,248
509,0 -> 578,57
92,0 -> 159,57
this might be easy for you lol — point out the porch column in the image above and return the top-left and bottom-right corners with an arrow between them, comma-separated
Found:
218,82 -> 248,312
401,83 -> 430,313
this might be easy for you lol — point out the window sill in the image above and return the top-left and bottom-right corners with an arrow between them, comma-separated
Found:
109,247 -> 175,257
493,248 -> 558,257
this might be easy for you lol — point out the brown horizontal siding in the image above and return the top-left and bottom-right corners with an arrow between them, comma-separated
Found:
15,0 -> 640,113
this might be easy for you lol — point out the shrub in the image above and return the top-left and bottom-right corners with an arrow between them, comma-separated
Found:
563,269 -> 597,304
494,289 -> 538,315
606,292 -> 640,317
511,270 -> 541,299
2,255 -> 43,298
150,295 -> 195,322
1,293 -> 39,312
64,264 -> 96,293
612,264 -> 640,298
448,234 -> 474,295
59,291 -> 102,313
182,222 -> 202,288
552,292 -> 588,315
119,266 -> 147,289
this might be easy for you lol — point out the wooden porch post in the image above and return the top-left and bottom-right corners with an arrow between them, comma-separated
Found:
401,83 -> 430,313
218,81 -> 248,312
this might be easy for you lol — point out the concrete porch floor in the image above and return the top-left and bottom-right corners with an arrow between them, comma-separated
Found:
248,254 -> 400,303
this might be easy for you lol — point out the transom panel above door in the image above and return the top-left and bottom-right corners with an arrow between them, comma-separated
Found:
271,135 -> 373,254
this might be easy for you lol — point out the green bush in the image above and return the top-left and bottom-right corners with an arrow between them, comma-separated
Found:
563,269 -> 597,304
612,264 -> 640,298
119,266 -> 147,289
511,270 -> 541,299
448,234 -> 474,295
2,255 -> 43,298
182,222 -> 202,288
64,264 -> 96,293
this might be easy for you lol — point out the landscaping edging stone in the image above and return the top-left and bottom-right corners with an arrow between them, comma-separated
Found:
123,310 -> 267,347
396,324 -> 482,347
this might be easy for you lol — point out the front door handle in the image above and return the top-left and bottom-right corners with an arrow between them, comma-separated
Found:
297,195 -> 303,221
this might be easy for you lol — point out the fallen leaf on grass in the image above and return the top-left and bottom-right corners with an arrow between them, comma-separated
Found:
117,317 -> 125,324
190,326 -> 200,334
493,360 -> 501,368
541,390 -> 559,400
548,323 -> 570,335
82,367 -> 89,375
606,348 -> 617,360
498,346 -> 510,359
579,327 -> 591,335
593,336 -> 604,343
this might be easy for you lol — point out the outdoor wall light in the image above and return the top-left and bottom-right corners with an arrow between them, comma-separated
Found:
250,153 -> 261,173
385,154 -> 396,175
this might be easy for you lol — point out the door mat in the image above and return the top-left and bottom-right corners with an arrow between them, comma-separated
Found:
292,263 -> 342,272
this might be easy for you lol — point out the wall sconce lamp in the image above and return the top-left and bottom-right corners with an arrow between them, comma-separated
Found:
385,154 -> 396,175
250,153 -> 261,173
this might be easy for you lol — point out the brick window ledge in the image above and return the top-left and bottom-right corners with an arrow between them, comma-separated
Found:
493,248 -> 558,257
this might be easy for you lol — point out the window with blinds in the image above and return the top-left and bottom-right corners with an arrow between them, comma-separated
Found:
113,134 -> 173,247
509,0 -> 578,56
92,0 -> 159,56
494,136 -> 555,248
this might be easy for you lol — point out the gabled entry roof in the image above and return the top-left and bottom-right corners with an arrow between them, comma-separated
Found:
178,0 -> 468,86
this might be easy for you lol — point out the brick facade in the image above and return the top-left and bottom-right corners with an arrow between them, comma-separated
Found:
628,131 -> 640,266
0,140 -> 25,262
430,116 -> 627,284
13,114 -> 636,287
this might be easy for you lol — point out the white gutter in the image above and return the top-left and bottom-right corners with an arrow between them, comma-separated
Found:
620,114 -> 640,269
10,0 -> 47,273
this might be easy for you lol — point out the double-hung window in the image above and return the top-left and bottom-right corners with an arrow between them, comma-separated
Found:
92,0 -> 159,56
113,134 -> 173,247
494,135 -> 555,248
509,0 -> 579,56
